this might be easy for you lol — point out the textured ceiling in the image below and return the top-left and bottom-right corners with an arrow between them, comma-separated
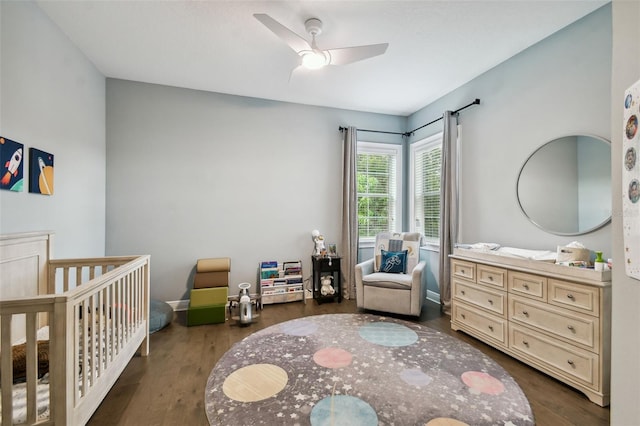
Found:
36,0 -> 608,116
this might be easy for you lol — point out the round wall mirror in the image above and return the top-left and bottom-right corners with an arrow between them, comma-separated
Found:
516,135 -> 611,236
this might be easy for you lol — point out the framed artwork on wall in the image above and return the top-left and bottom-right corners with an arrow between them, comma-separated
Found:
0,137 -> 24,192
29,148 -> 54,195
623,78 -> 640,280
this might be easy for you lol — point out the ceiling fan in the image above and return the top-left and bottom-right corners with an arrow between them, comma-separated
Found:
253,13 -> 389,71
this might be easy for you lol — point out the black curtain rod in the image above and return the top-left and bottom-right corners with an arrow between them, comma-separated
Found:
338,126 -> 405,136
405,98 -> 481,136
338,98 -> 481,137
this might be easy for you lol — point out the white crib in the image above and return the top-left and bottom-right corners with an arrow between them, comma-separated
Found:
0,231 -> 150,425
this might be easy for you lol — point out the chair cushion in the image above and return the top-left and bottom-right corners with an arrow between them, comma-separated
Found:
362,272 -> 413,290
374,232 -> 421,272
380,249 -> 407,273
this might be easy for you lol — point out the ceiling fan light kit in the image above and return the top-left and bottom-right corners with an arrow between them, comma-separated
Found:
301,50 -> 329,69
253,13 -> 388,73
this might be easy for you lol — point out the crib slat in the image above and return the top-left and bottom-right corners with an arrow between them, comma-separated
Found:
63,267 -> 70,292
81,299 -> 89,396
1,315 -> 14,426
26,313 -> 38,425
97,290 -> 104,377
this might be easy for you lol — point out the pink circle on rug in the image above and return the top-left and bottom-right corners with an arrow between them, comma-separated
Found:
313,347 -> 353,368
461,371 -> 505,395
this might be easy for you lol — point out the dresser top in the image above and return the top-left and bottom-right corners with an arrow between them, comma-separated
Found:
451,248 -> 611,286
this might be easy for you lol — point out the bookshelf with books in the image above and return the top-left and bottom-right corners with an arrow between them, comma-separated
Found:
259,260 -> 306,305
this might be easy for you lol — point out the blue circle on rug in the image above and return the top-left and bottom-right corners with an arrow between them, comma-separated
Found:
310,395 -> 377,426
358,322 -> 418,347
400,368 -> 433,387
280,319 -> 318,336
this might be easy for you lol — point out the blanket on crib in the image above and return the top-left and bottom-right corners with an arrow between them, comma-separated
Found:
8,341 -> 50,384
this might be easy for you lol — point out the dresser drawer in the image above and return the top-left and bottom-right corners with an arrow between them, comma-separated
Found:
509,294 -> 599,351
452,302 -> 507,346
508,271 -> 546,301
510,323 -> 599,390
477,264 -> 507,290
548,279 -> 600,317
453,278 -> 507,317
452,260 -> 475,281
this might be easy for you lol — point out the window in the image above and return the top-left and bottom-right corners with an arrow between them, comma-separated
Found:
410,133 -> 442,243
357,142 -> 402,241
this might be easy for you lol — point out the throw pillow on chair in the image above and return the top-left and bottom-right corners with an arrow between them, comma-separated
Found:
380,249 -> 407,273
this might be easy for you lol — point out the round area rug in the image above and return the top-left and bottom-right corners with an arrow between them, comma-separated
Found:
205,313 -> 534,426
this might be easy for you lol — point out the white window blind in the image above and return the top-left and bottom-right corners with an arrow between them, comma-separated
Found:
410,133 -> 443,242
357,142 -> 402,240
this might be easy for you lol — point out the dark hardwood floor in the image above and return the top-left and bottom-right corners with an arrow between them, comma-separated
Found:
88,299 -> 610,425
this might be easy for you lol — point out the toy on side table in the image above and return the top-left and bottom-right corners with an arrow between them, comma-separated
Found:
311,229 -> 326,256
320,275 -> 335,296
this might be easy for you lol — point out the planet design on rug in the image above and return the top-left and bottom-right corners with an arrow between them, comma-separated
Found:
205,313 -> 534,425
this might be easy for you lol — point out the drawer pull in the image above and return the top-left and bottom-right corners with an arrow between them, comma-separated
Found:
567,294 -> 575,300
461,269 -> 465,274
488,325 -> 494,331
488,299 -> 493,305
461,314 -> 466,319
488,276 -> 494,281
523,283 -> 530,290
567,325 -> 575,332
523,340 -> 529,346
461,290 -> 466,295
522,311 -> 529,316
567,360 -> 575,366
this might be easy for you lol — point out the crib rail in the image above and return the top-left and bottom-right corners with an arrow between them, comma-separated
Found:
0,255 -> 150,426
48,256 -> 141,293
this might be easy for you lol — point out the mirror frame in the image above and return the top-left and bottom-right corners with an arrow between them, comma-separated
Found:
516,134 -> 612,236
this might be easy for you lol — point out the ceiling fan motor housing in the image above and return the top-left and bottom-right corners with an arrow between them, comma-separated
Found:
305,18 -> 323,36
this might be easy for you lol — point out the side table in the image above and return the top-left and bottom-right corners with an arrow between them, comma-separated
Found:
312,255 -> 342,303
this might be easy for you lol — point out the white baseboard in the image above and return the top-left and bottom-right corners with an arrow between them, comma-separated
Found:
426,290 -> 440,304
166,299 -> 189,311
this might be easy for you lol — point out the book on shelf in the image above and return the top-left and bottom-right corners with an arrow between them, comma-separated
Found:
286,277 -> 303,284
261,261 -> 278,268
260,268 -> 279,279
284,267 -> 301,276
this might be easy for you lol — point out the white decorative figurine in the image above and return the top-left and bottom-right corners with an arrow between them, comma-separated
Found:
320,275 -> 335,296
311,229 -> 326,256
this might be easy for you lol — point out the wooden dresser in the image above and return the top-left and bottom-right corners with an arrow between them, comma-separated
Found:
450,248 -> 611,406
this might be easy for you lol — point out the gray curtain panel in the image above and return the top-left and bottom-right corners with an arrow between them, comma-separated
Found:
341,126 -> 358,299
438,111 -> 459,315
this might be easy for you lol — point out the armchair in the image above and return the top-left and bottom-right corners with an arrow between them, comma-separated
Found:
355,232 -> 426,317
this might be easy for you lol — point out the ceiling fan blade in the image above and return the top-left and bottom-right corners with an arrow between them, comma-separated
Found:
253,13 -> 311,54
326,43 -> 389,66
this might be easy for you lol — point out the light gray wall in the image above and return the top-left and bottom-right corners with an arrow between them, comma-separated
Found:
610,0 -> 640,423
105,79 -> 405,302
407,4 -> 612,258
0,1 -> 106,258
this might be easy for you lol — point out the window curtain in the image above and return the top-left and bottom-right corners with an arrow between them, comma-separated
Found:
438,112 -> 459,315
341,126 -> 358,299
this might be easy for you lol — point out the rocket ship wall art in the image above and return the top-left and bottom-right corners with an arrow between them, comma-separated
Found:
0,137 -> 25,192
